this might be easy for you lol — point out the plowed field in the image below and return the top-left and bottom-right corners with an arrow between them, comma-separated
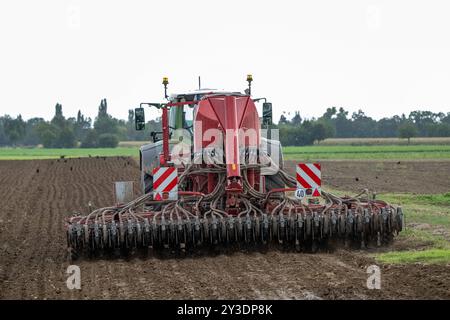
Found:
1,157 -> 449,299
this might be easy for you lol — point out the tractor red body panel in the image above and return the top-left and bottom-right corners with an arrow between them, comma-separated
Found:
194,95 -> 261,193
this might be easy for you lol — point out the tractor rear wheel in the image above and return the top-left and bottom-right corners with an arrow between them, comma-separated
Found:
144,173 -> 153,194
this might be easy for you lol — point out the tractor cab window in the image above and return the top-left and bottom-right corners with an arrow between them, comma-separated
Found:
168,103 -> 195,130
168,100 -> 196,142
184,105 -> 194,128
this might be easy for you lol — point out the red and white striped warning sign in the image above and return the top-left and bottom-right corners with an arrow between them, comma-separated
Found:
152,167 -> 178,201
296,163 -> 321,197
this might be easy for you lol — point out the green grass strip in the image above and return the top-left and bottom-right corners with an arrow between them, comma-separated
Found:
376,248 -> 450,264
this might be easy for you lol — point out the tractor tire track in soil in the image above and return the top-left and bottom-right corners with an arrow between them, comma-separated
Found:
0,157 -> 449,299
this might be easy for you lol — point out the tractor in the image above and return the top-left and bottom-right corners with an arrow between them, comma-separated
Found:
66,76 -> 404,259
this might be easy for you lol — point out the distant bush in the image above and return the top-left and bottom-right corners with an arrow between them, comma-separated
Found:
80,129 -> 98,148
97,133 -> 119,148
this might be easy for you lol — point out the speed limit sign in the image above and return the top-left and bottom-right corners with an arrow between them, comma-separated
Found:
295,188 -> 306,199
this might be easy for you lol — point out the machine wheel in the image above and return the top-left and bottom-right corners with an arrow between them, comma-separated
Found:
144,173 -> 153,194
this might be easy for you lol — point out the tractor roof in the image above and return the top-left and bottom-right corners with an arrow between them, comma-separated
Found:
170,89 -> 244,101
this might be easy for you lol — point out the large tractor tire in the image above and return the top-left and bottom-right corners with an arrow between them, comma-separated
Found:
144,173 -> 153,194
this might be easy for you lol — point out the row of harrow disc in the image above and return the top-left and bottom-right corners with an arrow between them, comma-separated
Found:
67,205 -> 403,259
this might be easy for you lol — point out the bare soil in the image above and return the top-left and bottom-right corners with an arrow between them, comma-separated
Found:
0,157 -> 449,300
285,160 -> 450,194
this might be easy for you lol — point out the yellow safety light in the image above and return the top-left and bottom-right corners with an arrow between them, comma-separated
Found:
162,77 -> 169,85
246,74 -> 253,82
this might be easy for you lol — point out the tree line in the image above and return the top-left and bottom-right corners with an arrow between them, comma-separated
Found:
1,100 -> 449,147
0,99 -> 161,148
276,108 -> 450,146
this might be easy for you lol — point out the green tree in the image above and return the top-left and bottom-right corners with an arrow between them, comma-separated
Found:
312,122 -> 327,144
36,104 -> 76,148
94,98 -> 119,136
377,116 -> 401,137
23,117 -> 45,145
322,107 -> 337,120
351,109 -> 377,138
73,110 -> 91,142
80,129 -> 98,148
398,122 -> 418,144
314,120 -> 334,143
3,115 -> 26,146
0,116 -> 7,146
51,103 -> 66,128
291,111 -> 302,125
58,127 -> 76,148
334,107 -> 350,138
36,122 -> 58,147
278,112 -> 289,125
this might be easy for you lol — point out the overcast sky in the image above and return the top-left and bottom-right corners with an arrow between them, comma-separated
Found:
1,0 -> 449,122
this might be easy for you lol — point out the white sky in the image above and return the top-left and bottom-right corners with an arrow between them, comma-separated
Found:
1,0 -> 450,122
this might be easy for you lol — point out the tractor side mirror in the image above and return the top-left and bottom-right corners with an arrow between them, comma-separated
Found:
262,102 -> 273,125
135,107 -> 145,131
